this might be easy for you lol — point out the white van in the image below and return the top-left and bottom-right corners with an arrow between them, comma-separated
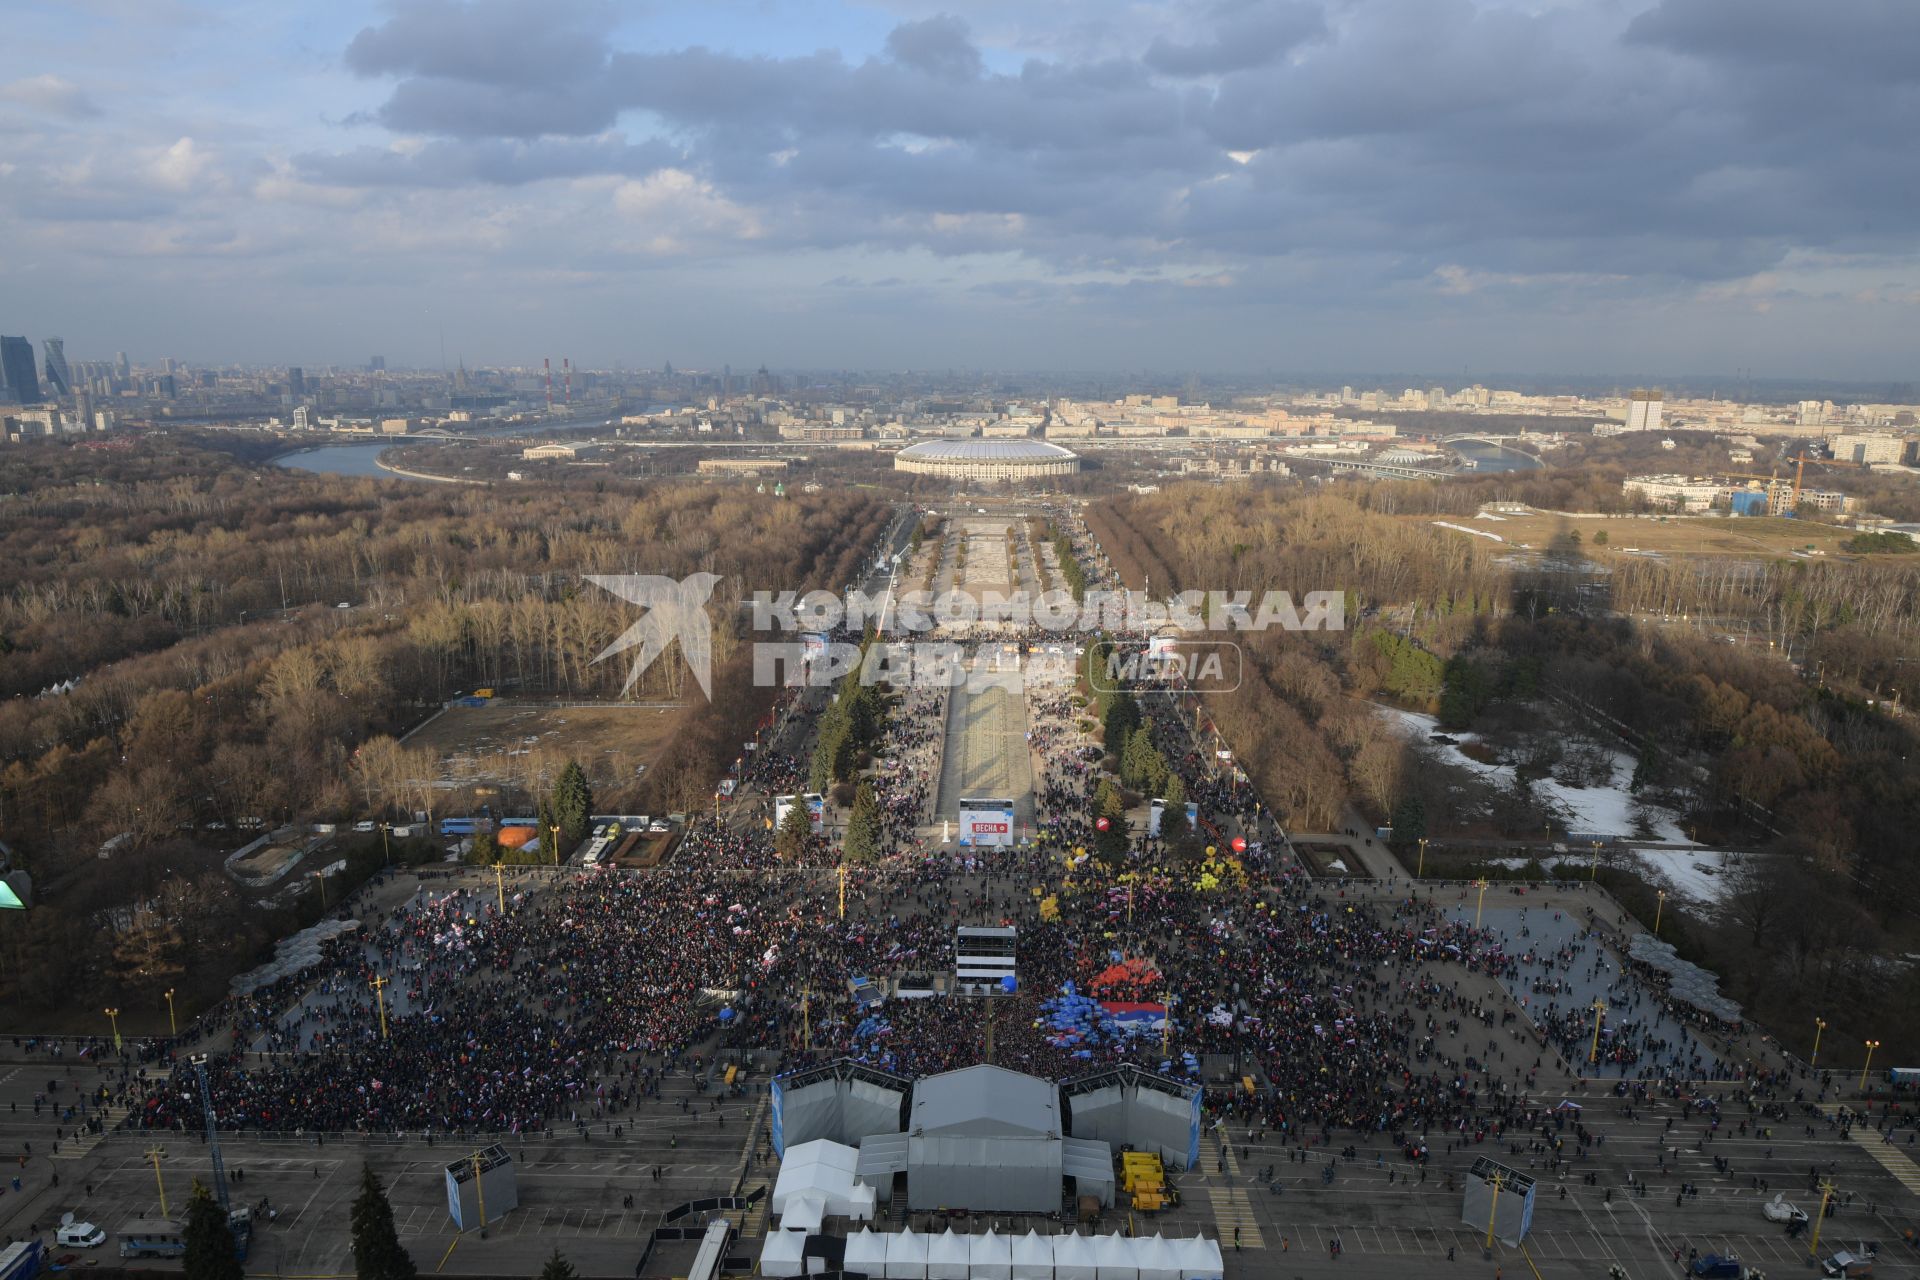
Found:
58,1221 -> 106,1248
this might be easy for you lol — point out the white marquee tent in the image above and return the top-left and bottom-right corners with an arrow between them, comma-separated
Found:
847,1229 -> 891,1277
1010,1231 -> 1054,1280
1092,1232 -> 1137,1280
885,1229 -> 929,1280
761,1231 -> 806,1279
968,1231 -> 1012,1280
928,1229 -> 971,1280
800,1227 -> 1224,1280
773,1139 -> 876,1224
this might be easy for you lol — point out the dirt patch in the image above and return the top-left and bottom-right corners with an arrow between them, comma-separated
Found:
404,700 -> 683,809
1417,511 -> 1860,560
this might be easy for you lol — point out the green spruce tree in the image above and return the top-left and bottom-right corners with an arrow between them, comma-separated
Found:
538,1248 -> 579,1280
775,797 -> 812,861
183,1181 -> 244,1280
1094,780 -> 1130,862
843,782 -> 881,864
550,760 -> 594,843
351,1164 -> 418,1280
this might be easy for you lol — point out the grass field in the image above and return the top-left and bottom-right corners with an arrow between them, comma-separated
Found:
1422,510 -> 1869,559
404,699 -> 684,805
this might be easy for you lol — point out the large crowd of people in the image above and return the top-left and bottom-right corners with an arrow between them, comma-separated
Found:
111,519 -> 1780,1170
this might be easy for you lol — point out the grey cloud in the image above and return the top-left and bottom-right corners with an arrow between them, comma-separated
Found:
1143,0 -> 1324,76
346,0 -> 614,87
885,15 -> 983,80
0,74 -> 102,118
1625,0 -> 1920,83
294,135 -> 682,188
311,0 -> 1920,293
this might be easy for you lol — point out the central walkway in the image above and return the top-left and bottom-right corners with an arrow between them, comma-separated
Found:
934,656 -> 1035,827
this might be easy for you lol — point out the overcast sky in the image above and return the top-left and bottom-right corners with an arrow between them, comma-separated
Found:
3,0 -> 1917,377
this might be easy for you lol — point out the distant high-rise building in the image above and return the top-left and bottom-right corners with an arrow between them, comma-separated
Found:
162,357 -> 177,376
1428,385 -> 1447,408
288,366 -> 305,396
0,336 -> 42,404
1625,389 -> 1665,432
76,387 -> 96,432
157,374 -> 177,398
369,355 -> 386,372
115,351 -> 131,379
292,405 -> 311,430
42,338 -> 72,396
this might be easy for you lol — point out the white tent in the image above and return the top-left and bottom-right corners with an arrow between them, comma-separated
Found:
885,1230 -> 929,1280
927,1229 -> 970,1280
1053,1234 -> 1097,1280
1093,1232 -> 1138,1280
1169,1237 -> 1223,1280
969,1230 -> 1013,1280
1011,1230 -> 1054,1280
774,1140 -> 875,1222
781,1194 -> 826,1235
846,1229 -> 890,1277
761,1231 -> 806,1279
1134,1236 -> 1179,1280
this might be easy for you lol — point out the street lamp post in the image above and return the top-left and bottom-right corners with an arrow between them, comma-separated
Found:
1653,889 -> 1666,936
145,1145 -> 168,1217
1590,840 -> 1601,881
1484,1171 -> 1504,1251
1807,1179 -> 1836,1258
104,1006 -> 121,1052
1862,1040 -> 1881,1092
1417,837 -> 1428,879
164,988 -> 177,1037
493,862 -> 506,914
1811,1018 -> 1827,1069
313,870 -> 328,909
1473,878 -> 1490,929
380,822 -> 391,867
370,974 -> 391,1041
1588,999 -> 1608,1066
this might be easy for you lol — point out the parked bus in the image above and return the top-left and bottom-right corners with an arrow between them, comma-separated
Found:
118,1219 -> 185,1259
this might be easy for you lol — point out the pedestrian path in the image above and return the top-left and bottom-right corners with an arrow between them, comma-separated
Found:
1202,1134 -> 1264,1249
1853,1133 -> 1920,1196
51,1106 -> 119,1161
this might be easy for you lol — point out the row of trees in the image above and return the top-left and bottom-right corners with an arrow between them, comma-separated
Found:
0,436 -> 892,1015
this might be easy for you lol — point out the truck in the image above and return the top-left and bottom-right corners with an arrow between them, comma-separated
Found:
0,1241 -> 45,1280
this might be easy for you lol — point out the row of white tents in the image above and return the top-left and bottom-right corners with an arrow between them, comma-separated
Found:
760,1228 -> 1224,1280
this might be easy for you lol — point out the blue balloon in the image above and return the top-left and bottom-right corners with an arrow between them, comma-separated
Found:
1001,974 -> 1018,994
718,1007 -> 736,1022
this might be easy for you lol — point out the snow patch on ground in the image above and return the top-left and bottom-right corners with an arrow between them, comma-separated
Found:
1625,849 -> 1742,906
1433,520 -> 1505,542
1376,705 -> 1688,841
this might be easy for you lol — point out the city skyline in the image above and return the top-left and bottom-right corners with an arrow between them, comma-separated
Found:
3,0 -> 1917,376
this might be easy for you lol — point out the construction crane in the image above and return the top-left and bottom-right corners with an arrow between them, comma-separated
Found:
191,1055 -> 253,1254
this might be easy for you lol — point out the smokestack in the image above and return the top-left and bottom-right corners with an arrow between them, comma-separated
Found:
544,357 -> 552,411
564,357 -> 572,405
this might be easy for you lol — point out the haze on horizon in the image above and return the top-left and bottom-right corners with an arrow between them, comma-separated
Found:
3,0 -> 1916,379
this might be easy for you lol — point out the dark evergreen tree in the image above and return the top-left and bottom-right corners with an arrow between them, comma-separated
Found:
351,1164 -> 418,1280
843,782 -> 881,864
775,797 -> 812,861
538,1248 -> 579,1280
183,1181 -> 243,1280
